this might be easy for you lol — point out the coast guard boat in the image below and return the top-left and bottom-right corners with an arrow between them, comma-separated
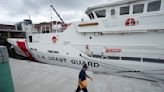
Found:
8,0 -> 164,82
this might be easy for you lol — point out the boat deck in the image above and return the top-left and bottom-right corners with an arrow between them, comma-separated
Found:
9,58 -> 164,92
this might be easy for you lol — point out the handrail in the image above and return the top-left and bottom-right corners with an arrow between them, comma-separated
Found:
79,53 -> 164,83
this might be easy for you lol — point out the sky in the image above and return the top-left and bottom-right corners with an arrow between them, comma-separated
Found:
0,0 -> 121,24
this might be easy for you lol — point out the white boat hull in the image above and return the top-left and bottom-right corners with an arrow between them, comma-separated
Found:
7,38 -> 27,57
28,42 -> 164,82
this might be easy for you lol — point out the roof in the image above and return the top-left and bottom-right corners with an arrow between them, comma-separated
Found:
85,0 -> 145,14
0,24 -> 15,30
0,29 -> 23,32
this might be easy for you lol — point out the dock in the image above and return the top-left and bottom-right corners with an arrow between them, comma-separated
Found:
9,58 -> 164,92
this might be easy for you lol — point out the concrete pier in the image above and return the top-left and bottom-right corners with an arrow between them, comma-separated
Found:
9,58 -> 164,92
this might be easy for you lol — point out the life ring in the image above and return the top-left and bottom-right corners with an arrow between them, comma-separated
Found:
52,36 -> 58,43
125,18 -> 136,26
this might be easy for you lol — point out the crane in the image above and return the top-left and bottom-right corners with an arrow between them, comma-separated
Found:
50,5 -> 65,24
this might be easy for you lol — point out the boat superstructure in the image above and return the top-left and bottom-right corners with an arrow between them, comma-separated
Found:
7,20 -> 35,58
8,0 -> 164,82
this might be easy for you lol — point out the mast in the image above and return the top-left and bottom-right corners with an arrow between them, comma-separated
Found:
50,5 -> 65,24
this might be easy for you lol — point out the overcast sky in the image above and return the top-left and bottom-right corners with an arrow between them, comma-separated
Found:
0,0 -> 121,24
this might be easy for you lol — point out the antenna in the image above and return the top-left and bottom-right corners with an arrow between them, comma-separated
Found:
50,5 -> 65,24
28,14 -> 31,19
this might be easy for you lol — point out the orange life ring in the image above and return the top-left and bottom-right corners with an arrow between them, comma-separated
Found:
125,18 -> 136,26
52,36 -> 58,43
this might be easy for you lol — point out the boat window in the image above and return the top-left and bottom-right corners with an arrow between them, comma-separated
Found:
13,32 -> 26,38
133,4 -> 144,14
48,50 -> 53,53
88,14 -> 92,19
88,12 -> 95,19
103,56 -> 107,59
143,58 -> 164,63
95,10 -> 106,18
29,36 -> 32,42
120,6 -> 130,15
48,50 -> 59,53
107,56 -> 120,60
111,9 -> 115,15
93,54 -> 102,58
147,0 -> 161,12
16,23 -> 22,30
121,57 -> 141,61
90,12 -> 94,19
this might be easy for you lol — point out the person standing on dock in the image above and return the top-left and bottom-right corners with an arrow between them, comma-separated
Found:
75,64 -> 93,92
